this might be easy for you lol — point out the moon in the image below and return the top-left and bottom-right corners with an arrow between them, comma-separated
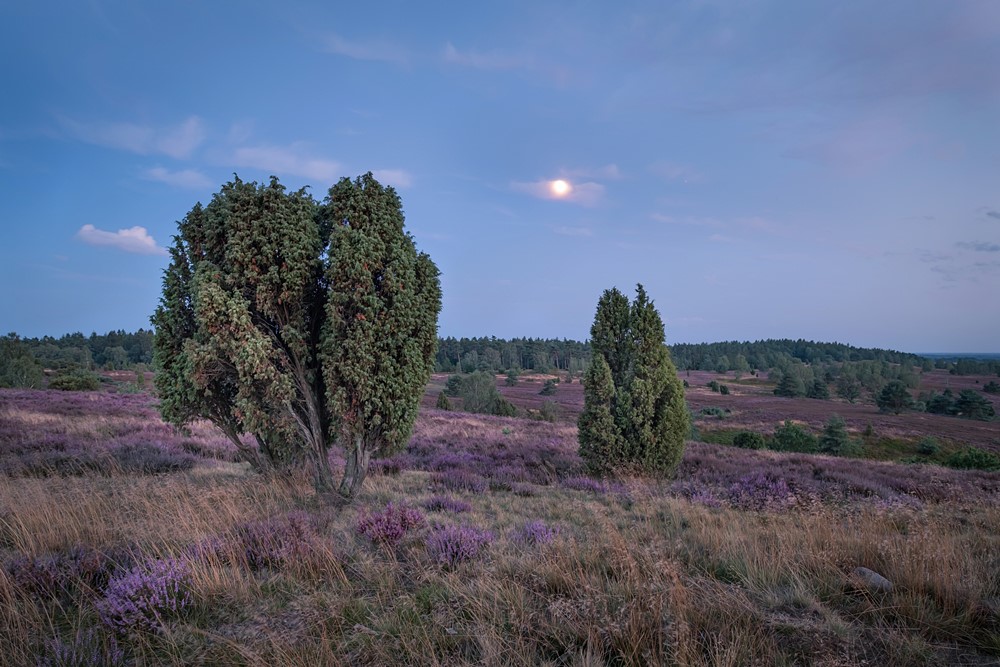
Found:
550,179 -> 571,197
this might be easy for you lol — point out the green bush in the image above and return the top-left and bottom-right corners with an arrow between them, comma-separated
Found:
719,384 -> 730,395
770,420 -> 818,453
698,406 -> 727,419
944,447 -> 1000,471
916,437 -> 939,456
732,431 -> 766,450
49,370 -> 101,391
983,381 -> 1000,394
444,374 -> 463,397
435,391 -> 451,410
539,378 -> 558,396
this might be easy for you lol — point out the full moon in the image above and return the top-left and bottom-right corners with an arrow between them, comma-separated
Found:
550,179 -> 571,197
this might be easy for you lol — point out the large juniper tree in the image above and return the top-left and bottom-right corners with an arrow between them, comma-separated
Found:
578,285 -> 689,476
152,173 -> 440,498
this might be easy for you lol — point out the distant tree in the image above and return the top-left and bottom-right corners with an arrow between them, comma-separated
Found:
459,371 -> 516,416
578,285 -> 689,476
806,378 -> 830,400
835,375 -> 862,404
925,391 -> 956,415
504,369 -> 519,387
0,334 -> 45,389
49,369 -> 101,391
444,374 -> 463,397
773,370 -> 805,398
770,420 -> 818,453
875,380 -> 913,414
707,379 -> 720,392
714,355 -> 731,374
983,381 -> 1000,394
719,384 -> 730,395
819,414 -> 851,455
539,378 -> 558,396
152,173 -> 440,499
436,391 -> 451,411
954,390 -> 995,421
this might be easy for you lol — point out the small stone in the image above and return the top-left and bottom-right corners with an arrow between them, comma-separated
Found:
852,566 -> 893,593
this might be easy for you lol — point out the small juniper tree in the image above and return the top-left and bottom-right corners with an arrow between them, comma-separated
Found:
153,173 -> 440,498
875,380 -> 913,414
578,285 -> 689,476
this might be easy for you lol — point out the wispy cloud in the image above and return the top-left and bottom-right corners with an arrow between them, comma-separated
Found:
650,213 -> 723,227
442,42 -> 570,83
708,233 -> 737,243
76,224 -> 168,256
511,179 -> 604,206
61,116 -> 205,159
143,167 -> 212,189
443,42 -> 531,70
957,241 -> 1000,253
553,225 -> 593,237
323,33 -> 408,65
561,164 -> 623,181
230,144 -> 342,182
373,169 -> 412,188
649,160 -> 703,183
986,210 -> 1000,221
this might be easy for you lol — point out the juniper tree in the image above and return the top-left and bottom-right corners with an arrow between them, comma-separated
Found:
152,173 -> 440,498
578,285 -> 689,476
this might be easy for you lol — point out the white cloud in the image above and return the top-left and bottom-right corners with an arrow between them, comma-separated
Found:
324,33 -> 408,65
230,144 -> 342,182
61,115 -> 205,159
511,179 -> 605,206
143,167 -> 212,189
373,169 -> 413,188
708,233 -> 737,243
76,224 -> 168,256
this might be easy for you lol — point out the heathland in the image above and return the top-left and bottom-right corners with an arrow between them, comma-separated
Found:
2,355 -> 998,666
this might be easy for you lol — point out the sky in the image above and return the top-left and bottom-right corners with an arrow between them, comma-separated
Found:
1,1 -> 999,353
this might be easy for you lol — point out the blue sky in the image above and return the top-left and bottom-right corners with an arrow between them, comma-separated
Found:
2,1 -> 998,352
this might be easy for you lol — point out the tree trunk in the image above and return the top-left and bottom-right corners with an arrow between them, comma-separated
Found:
222,426 -> 271,475
312,439 -> 335,493
338,435 -> 371,499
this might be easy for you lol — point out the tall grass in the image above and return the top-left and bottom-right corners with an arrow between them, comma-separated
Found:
2,387 -> 998,664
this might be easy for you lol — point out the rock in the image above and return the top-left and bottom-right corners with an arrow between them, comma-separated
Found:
852,566 -> 893,593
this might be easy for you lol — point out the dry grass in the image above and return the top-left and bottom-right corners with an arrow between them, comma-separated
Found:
2,389 -> 998,665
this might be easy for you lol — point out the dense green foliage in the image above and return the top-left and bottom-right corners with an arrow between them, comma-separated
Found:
151,173 -> 440,498
944,447 -> 1000,471
0,334 -> 45,388
458,371 -> 516,417
732,431 -> 766,450
876,380 -> 914,414
48,369 -> 102,391
578,285 -> 689,476
770,420 -> 819,453
12,330 -> 154,370
954,390 -> 996,421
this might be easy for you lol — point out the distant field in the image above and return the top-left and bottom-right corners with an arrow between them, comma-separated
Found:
424,369 -> 1000,456
2,378 -> 999,665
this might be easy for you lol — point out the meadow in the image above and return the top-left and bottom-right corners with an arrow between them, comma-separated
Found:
1,375 -> 999,666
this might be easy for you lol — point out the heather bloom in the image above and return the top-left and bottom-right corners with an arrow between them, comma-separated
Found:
97,558 -> 192,634
511,520 -> 558,546
421,495 -> 472,513
727,472 -> 794,511
36,627 -> 126,667
426,524 -> 495,568
356,502 -> 426,547
433,469 -> 489,494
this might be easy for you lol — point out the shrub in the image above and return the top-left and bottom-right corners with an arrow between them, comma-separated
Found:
510,520 -> 558,546
818,415 -> 852,456
770,420 -> 818,453
97,558 -> 192,634
49,370 -> 101,392
434,469 -> 489,494
435,391 -> 451,410
876,380 -> 913,414
539,378 -> 558,396
538,400 -> 559,423
356,502 -> 425,547
426,525 -> 494,568
190,511 -> 321,571
732,431 -> 766,450
719,384 -> 730,395
698,406 -> 727,419
954,389 -> 996,420
983,380 -> 1000,394
504,370 -> 519,387
707,380 -> 720,392
727,473 -> 794,511
944,447 -> 1000,471
917,437 -> 940,456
